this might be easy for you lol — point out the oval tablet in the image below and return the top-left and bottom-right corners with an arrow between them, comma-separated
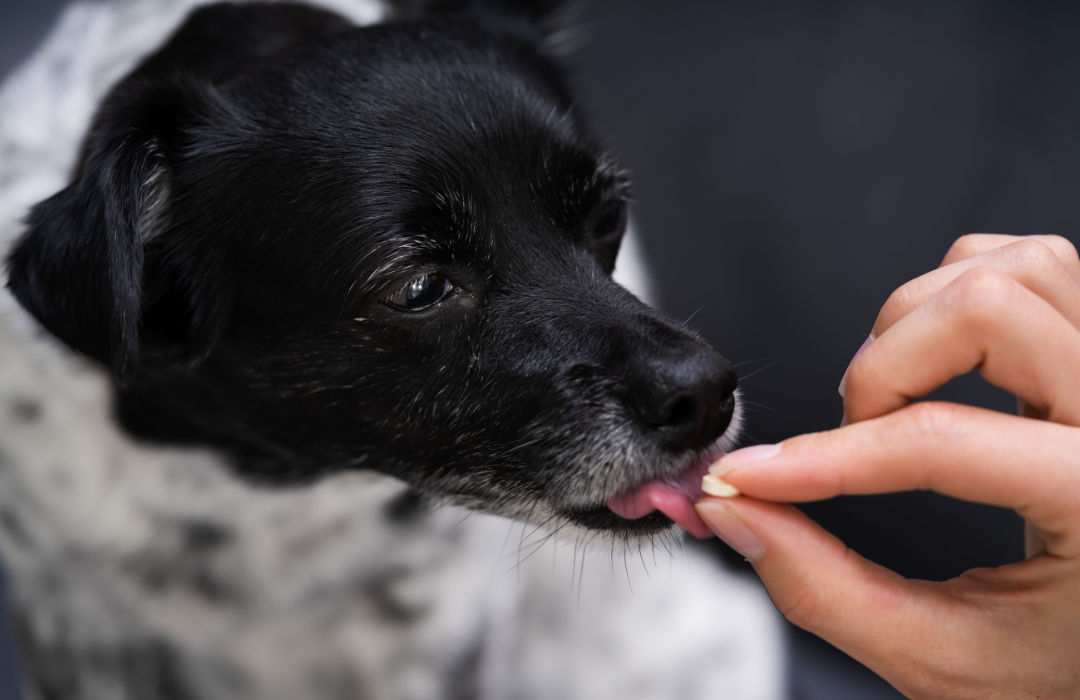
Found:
701,474 -> 740,498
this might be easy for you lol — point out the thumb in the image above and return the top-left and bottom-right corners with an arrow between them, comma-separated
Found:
695,496 -> 928,673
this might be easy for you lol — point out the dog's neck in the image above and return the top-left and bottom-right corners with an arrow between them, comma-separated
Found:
0,288 -> 510,696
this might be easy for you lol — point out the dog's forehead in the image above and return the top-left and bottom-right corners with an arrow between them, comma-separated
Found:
233,20 -> 591,161
218,21 -> 616,291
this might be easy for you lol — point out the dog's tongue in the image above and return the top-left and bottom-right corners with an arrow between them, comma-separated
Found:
606,456 -> 721,540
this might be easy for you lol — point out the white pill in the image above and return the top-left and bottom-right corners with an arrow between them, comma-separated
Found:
701,474 -> 740,498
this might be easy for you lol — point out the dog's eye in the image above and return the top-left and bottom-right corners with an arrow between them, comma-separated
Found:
592,200 -> 627,239
385,273 -> 453,311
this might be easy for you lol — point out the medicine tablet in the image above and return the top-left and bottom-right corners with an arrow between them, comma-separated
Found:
701,474 -> 740,498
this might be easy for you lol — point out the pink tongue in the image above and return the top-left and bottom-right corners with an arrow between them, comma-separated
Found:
606,456 -> 721,540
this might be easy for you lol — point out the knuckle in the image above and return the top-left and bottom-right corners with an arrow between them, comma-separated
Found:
953,264 -> 1010,290
902,401 -> 960,441
945,267 -> 1020,329
945,233 -> 987,261
1037,233 -> 1079,263
1009,238 -> 1060,272
881,281 -> 921,325
891,403 -> 965,484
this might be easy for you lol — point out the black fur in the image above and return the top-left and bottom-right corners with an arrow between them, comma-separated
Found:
6,0 -> 737,536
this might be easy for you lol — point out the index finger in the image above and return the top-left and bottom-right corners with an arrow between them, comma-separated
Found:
716,403 -> 1080,558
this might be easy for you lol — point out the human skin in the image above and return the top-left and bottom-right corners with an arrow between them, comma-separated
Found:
696,234 -> 1080,699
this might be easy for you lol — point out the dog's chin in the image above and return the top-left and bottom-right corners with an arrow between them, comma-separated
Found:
561,505 -> 677,536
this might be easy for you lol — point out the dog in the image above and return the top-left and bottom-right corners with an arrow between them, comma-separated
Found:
0,1 -> 786,698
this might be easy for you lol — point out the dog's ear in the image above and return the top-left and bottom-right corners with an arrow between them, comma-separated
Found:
418,0 -> 581,55
5,76 -> 226,385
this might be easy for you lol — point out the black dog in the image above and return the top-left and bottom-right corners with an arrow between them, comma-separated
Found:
7,0 -> 738,540
0,2 -> 785,697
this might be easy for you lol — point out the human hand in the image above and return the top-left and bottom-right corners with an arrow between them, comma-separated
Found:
696,234 -> 1080,699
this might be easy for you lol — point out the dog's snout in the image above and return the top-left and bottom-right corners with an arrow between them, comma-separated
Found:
627,346 -> 737,453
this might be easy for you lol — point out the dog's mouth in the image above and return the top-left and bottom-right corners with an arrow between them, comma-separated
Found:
605,450 -> 722,539
562,449 -> 724,539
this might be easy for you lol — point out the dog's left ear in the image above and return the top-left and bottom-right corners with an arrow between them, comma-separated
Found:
5,76 -> 226,386
420,0 -> 580,55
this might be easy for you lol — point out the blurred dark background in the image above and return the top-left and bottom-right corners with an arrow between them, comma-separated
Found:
3,1 -> 1079,699
570,0 -> 1067,581
567,3 -> 1080,696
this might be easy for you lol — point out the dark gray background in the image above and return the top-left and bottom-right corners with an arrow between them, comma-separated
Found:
569,4 -> 1080,696
573,0 -> 1055,579
3,1 -> 1078,698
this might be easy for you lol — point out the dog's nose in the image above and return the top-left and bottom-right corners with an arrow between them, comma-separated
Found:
626,344 -> 737,453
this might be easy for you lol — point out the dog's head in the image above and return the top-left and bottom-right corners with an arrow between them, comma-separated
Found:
5,1 -> 738,540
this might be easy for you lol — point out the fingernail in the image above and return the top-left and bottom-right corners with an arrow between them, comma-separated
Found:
709,443 -> 781,476
840,412 -> 849,428
837,332 -> 875,398
696,501 -> 765,561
